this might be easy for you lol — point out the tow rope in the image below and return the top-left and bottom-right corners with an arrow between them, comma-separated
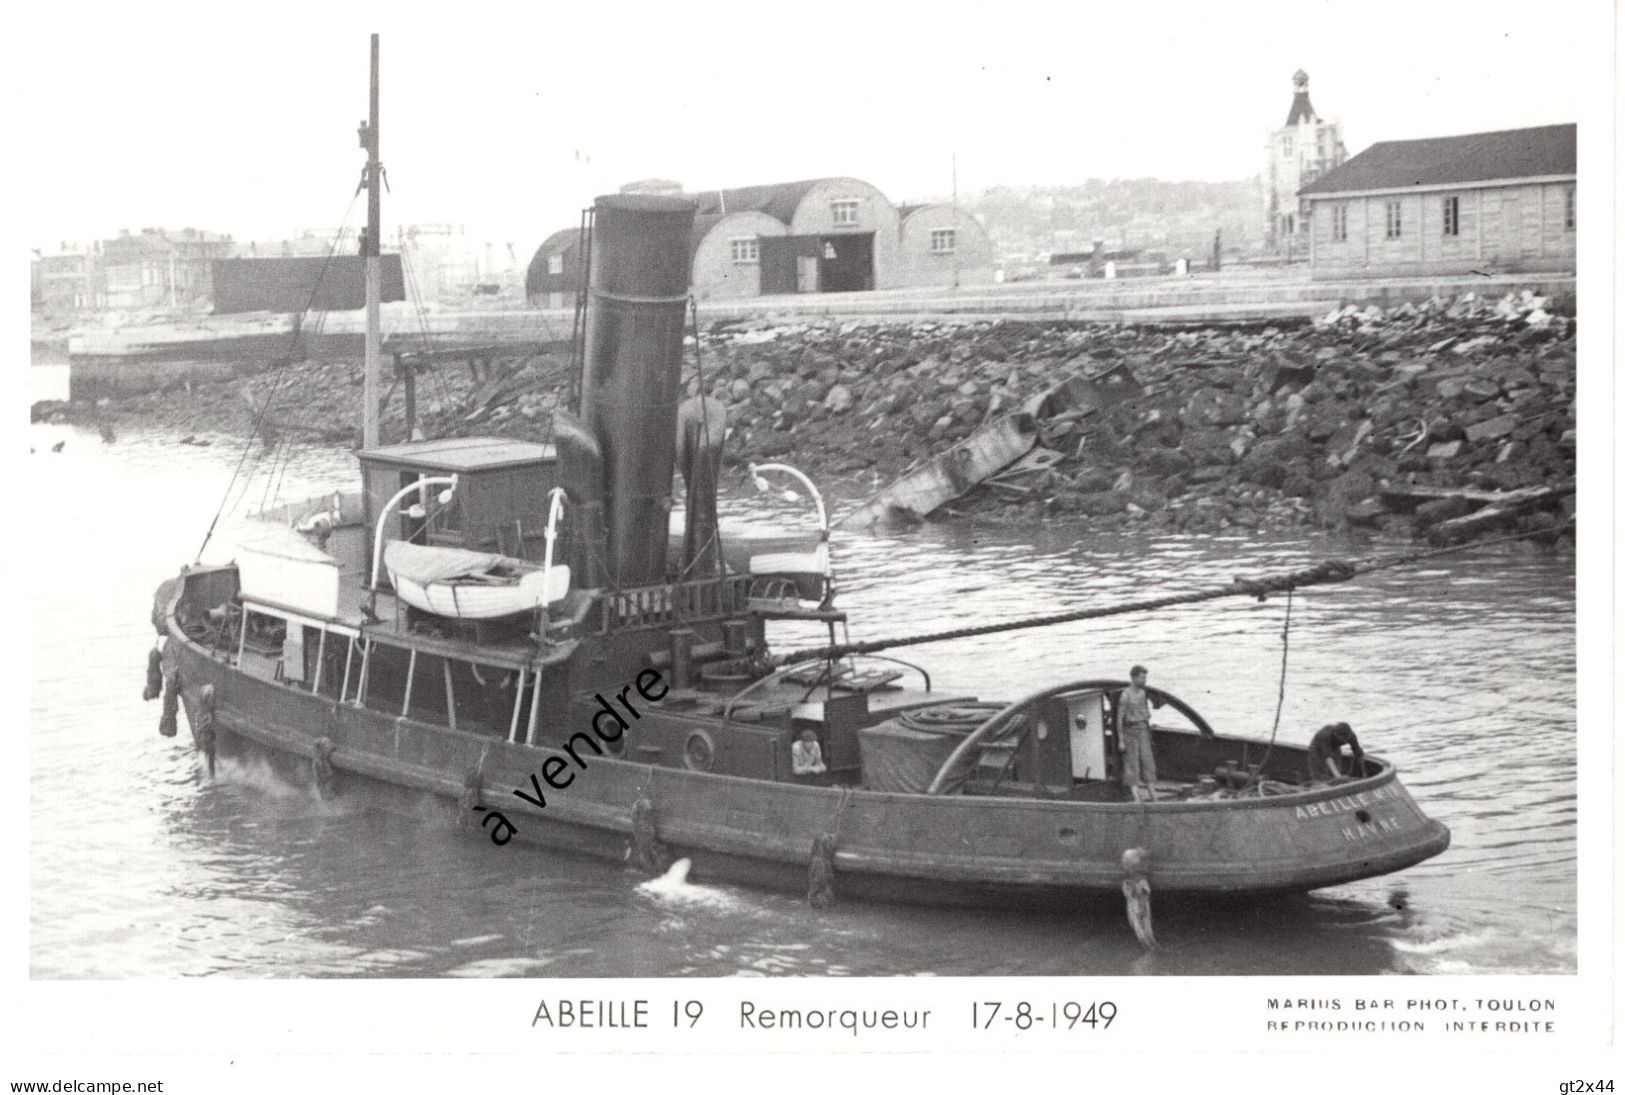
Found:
769,520 -> 1574,667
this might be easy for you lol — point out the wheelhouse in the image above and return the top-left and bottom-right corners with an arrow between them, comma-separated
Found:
358,437 -> 561,567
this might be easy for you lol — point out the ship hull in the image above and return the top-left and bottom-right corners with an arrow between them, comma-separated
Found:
162,606 -> 1450,907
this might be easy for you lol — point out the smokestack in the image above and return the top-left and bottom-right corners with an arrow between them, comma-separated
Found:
578,193 -> 697,588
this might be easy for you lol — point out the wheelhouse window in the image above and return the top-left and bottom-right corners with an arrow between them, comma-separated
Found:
930,228 -> 956,253
1331,203 -> 1348,242
729,237 -> 759,263
1442,195 -> 1460,237
1565,187 -> 1575,230
1385,201 -> 1403,240
830,199 -> 859,226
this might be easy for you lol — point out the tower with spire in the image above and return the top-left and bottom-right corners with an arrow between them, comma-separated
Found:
1264,69 -> 1347,256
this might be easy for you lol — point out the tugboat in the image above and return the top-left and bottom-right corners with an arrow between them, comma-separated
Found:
149,37 -> 1449,913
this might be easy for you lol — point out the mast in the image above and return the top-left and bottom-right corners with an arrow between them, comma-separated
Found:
362,33 -> 381,449
951,152 -> 960,291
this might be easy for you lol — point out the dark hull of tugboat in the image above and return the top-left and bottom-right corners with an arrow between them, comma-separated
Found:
160,595 -> 1450,910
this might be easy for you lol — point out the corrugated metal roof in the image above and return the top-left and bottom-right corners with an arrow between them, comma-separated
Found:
360,436 -> 557,471
1300,124 -> 1576,196
898,203 -> 946,223
690,179 -> 831,225
535,227 -> 583,256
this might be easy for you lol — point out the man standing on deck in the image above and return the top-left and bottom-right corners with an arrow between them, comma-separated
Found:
1116,665 -> 1157,802
1307,721 -> 1364,782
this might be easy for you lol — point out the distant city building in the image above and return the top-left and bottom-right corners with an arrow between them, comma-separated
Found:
100,226 -> 234,309
1299,123 -> 1575,279
32,244 -> 102,314
1264,70 -> 1346,255
397,224 -> 489,301
241,229 -> 357,259
247,224 -> 516,304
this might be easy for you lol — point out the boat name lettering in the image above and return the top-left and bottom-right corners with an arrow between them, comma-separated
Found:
1342,815 -> 1404,842
1293,785 -> 1401,822
475,670 -> 669,844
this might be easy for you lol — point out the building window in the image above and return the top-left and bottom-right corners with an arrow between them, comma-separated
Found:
547,254 -> 564,275
1565,187 -> 1575,230
930,228 -> 956,253
1279,135 -> 1293,157
1385,201 -> 1402,239
1442,196 -> 1459,237
729,237 -> 759,263
830,200 -> 859,226
1331,203 -> 1348,242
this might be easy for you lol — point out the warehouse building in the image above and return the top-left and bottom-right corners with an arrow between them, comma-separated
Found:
896,204 -> 995,289
524,226 -> 588,310
689,211 -> 788,299
689,177 -> 901,298
1299,123 -> 1575,279
529,176 -> 996,302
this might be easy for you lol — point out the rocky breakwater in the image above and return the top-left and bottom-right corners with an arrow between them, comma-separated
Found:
33,291 -> 1574,550
702,289 -> 1575,547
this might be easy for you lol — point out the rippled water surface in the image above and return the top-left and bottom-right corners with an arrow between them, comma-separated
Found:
29,410 -> 1576,978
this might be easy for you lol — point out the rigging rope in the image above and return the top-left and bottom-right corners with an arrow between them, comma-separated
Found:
768,520 -> 1575,667
566,206 -> 594,413
672,297 -> 723,584
194,192 -> 360,561
1245,586 -> 1294,780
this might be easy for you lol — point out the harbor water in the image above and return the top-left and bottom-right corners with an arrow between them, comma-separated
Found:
28,389 -> 1576,977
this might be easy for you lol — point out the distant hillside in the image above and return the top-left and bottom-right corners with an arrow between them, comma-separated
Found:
946,178 -> 1264,263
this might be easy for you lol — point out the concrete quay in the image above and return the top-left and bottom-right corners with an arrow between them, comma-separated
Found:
48,268 -> 1574,400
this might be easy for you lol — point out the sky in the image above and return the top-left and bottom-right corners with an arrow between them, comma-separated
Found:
9,0 -> 1592,256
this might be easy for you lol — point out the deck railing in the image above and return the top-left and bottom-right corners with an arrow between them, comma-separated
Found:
597,575 -> 756,633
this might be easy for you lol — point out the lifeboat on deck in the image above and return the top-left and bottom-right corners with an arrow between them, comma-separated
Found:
382,541 -> 569,620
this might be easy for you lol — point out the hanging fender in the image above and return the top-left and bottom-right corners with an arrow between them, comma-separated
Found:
143,645 -> 164,701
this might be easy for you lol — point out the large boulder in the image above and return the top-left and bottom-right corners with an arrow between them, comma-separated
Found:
824,384 -> 854,414
1238,434 -> 1314,487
